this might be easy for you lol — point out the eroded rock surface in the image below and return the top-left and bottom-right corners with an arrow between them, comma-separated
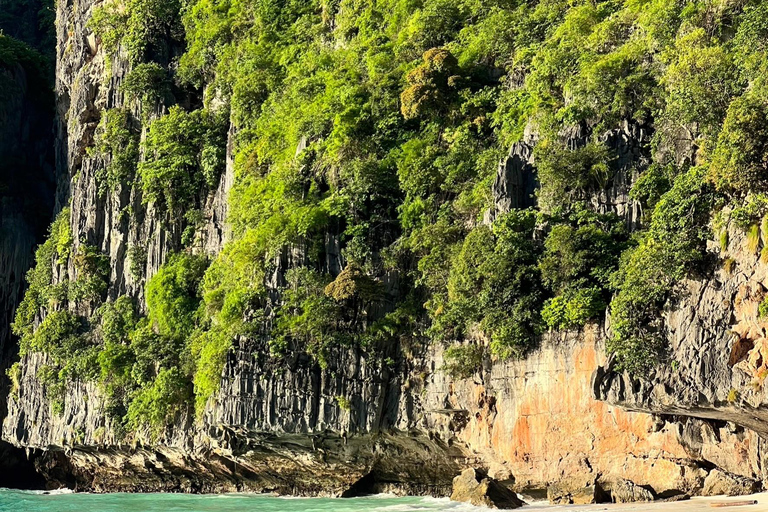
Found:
702,469 -> 762,497
451,468 -> 523,509
611,479 -> 655,503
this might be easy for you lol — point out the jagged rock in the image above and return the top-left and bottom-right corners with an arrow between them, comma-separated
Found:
488,121 -> 647,228
489,140 -> 537,220
547,481 -> 606,505
702,470 -> 761,497
611,479 -> 655,503
450,468 -> 524,509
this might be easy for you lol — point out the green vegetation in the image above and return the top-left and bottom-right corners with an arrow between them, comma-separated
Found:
540,209 -> 627,330
20,0 -> 768,439
760,296 -> 768,319
13,208 -> 72,346
122,63 -> 170,109
432,210 -> 542,358
608,166 -> 715,371
89,0 -> 182,64
139,106 -> 227,213
442,344 -> 484,379
90,108 -> 140,196
335,395 -> 351,411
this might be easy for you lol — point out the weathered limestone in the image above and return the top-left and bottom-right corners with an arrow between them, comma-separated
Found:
611,479 -> 655,503
702,470 -> 762,497
5,0 -> 768,498
451,468 -> 523,509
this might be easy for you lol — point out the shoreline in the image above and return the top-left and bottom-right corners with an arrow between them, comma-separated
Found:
4,488 -> 768,511
522,493 -> 768,510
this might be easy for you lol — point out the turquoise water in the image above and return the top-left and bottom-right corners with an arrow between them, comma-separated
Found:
0,489 -> 494,512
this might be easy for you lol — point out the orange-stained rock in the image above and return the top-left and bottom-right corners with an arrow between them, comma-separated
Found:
420,326 -> 763,497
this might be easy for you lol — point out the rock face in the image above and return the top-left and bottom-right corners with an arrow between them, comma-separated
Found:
5,0 -> 768,500
451,468 -> 523,509
0,23 -> 56,489
489,121 -> 648,229
702,470 -> 761,497
547,481 -> 605,505
594,221 -> 768,471
611,479 -> 655,503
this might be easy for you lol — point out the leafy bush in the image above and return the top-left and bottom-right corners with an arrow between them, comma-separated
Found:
434,210 -> 542,359
400,48 -> 462,120
89,0 -> 182,64
127,245 -> 147,280
98,297 -> 138,345
661,28 -> 742,136
190,326 -> 231,414
146,252 -> 209,340
121,63 -> 169,107
542,287 -> 605,330
442,344 -> 484,379
139,106 -> 226,213
709,87 -> 768,193
630,163 -> 676,213
126,367 -> 191,436
608,166 -> 716,371
534,141 -> 613,212
272,268 -> 348,367
13,208 -> 72,346
91,108 -> 139,196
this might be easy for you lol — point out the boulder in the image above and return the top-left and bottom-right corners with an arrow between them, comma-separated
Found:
451,468 -> 524,509
547,481 -> 606,505
611,479 -> 655,503
702,470 -> 761,497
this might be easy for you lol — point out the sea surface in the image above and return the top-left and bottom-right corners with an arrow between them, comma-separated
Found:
3,488 -> 768,512
0,489 -> 502,512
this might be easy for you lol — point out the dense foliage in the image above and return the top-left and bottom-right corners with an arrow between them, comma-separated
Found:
18,0 -> 768,439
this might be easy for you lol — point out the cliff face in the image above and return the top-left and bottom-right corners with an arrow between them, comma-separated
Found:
0,31 -> 56,490
596,222 -> 768,434
5,0 -> 768,502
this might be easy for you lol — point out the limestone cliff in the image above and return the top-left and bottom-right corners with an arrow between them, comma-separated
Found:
5,0 -> 768,503
0,30 -> 56,489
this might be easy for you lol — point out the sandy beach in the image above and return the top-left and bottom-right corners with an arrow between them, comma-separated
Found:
521,494 -> 768,511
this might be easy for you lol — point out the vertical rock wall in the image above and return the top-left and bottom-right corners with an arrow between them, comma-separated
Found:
3,0 -> 768,500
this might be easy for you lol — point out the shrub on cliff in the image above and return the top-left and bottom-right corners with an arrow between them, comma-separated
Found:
91,108 -> 140,197
89,0 -> 182,64
146,252 -> 209,341
442,344 -> 484,379
608,166 -> 717,371
139,106 -> 227,214
433,209 -> 542,359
